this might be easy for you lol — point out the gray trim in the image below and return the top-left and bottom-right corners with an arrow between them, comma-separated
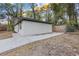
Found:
23,17 -> 52,24
15,17 -> 52,26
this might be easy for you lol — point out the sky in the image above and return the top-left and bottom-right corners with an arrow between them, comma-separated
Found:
23,3 -> 46,11
23,3 -> 32,10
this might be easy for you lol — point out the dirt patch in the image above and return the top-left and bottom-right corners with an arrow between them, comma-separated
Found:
0,31 -> 12,40
0,32 -> 79,56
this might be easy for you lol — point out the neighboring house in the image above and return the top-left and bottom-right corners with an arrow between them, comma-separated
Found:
15,17 -> 52,36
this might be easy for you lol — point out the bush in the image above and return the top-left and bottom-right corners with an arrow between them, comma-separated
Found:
66,20 -> 76,32
66,25 -> 75,32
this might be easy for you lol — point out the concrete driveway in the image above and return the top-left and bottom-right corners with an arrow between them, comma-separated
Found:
0,32 -> 63,54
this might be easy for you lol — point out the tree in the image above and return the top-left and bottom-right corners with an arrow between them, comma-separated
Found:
0,3 -> 25,32
66,4 -> 75,21
26,11 -> 33,18
0,3 -> 16,32
31,3 -> 37,19
42,4 -> 50,22
49,3 -> 66,25
65,3 -> 78,27
34,6 -> 41,20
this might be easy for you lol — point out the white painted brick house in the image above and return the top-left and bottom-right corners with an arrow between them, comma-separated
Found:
15,17 -> 52,36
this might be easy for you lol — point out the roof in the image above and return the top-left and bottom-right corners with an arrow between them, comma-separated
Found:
15,17 -> 52,26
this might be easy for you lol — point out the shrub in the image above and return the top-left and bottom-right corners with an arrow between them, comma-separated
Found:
66,25 -> 75,32
66,20 -> 76,32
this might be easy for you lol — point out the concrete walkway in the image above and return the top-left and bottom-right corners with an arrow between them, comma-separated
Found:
0,32 -> 63,53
